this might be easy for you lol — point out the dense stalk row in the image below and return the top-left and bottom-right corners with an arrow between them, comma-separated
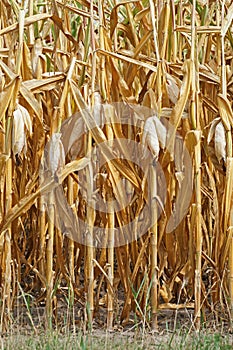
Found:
0,0 -> 232,332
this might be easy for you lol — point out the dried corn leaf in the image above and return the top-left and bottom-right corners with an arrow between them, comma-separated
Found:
222,2 -> 233,37
207,117 -> 221,144
217,94 -> 233,130
110,0 -> 139,37
134,7 -> 150,22
0,78 -> 18,122
0,158 -> 89,234
20,83 -> 43,120
0,154 -> 9,177
0,13 -> 52,36
98,49 -> 157,73
23,74 -> 65,93
56,0 -> 98,19
51,14 -> 79,46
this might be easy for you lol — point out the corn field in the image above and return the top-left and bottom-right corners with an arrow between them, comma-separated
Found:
0,0 -> 233,333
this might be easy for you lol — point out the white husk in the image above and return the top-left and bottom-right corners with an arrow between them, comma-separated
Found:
215,121 -> 226,162
142,115 -> 167,159
166,73 -> 180,105
153,117 -> 167,149
48,133 -> 65,175
18,104 -> 32,136
12,108 -> 25,155
31,37 -> 43,76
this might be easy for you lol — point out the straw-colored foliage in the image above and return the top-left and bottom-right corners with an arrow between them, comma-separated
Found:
0,0 -> 233,331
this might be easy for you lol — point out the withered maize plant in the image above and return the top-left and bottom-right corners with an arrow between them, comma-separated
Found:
0,0 -> 233,332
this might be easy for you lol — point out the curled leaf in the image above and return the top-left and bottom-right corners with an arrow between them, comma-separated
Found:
207,117 -> 221,144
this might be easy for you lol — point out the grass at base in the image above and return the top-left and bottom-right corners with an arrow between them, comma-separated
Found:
1,330 -> 233,350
